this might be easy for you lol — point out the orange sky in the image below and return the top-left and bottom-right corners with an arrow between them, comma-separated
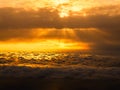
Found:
0,28 -> 91,51
0,0 -> 120,51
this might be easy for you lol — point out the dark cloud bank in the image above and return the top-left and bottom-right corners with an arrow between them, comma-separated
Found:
0,7 -> 120,29
0,7 -> 120,52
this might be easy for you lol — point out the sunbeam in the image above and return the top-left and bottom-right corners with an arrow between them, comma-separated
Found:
0,28 -> 92,51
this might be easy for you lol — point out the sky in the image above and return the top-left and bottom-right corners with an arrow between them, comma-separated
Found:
0,0 -> 120,52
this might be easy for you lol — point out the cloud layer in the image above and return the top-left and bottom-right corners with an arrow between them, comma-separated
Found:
0,4 -> 120,52
0,5 -> 120,29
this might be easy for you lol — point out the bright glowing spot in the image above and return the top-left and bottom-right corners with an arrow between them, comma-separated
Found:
59,12 -> 69,18
70,6 -> 82,12
53,0 -> 70,18
53,0 -> 69,6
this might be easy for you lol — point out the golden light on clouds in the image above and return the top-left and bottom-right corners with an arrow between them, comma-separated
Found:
0,0 -> 120,17
0,41 -> 89,52
53,0 -> 69,6
59,11 -> 69,18
0,28 -> 91,51
0,0 -> 120,52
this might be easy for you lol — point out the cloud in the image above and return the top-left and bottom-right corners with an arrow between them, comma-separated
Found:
0,29 -> 34,41
0,7 -> 62,29
0,5 -> 120,29
0,5 -> 120,52
0,28 -> 120,52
